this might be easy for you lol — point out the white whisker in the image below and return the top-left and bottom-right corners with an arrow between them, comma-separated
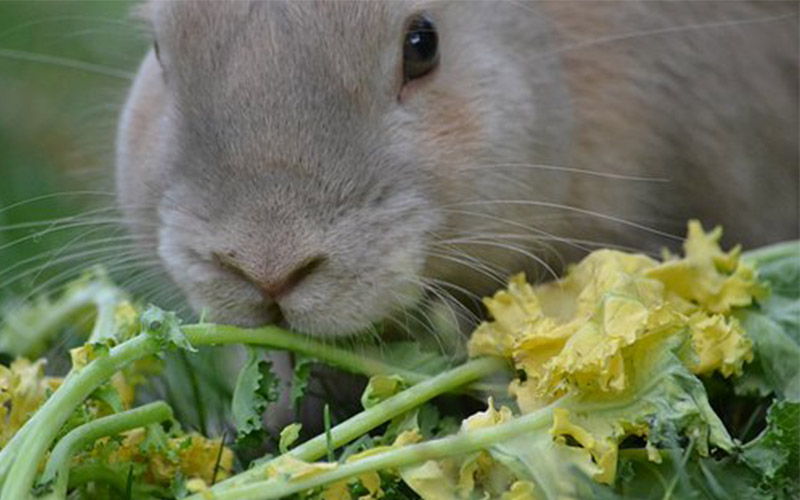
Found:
462,162 -> 670,183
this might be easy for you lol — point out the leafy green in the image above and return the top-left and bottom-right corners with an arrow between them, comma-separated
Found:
231,347 -> 280,442
139,422 -> 172,456
742,400 -> 800,498
141,307 -> 197,353
581,399 -> 799,500
361,375 -> 408,410
279,423 -> 302,454
582,450 -> 766,500
1,238 -> 797,500
91,384 -> 124,414
290,355 -> 314,412
478,334 -> 732,499
735,244 -> 800,401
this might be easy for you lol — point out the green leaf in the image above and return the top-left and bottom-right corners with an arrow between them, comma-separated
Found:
484,335 -> 732,499
91,384 -> 124,414
30,476 -> 56,497
69,341 -> 110,370
361,374 -> 407,410
736,244 -> 800,401
231,347 -> 280,441
736,310 -> 800,402
583,451 -> 769,500
742,400 -> 800,498
290,356 -> 314,412
170,470 -> 188,499
746,242 -> 800,301
139,423 -> 172,459
141,306 -> 197,352
279,423 -> 302,454
560,400 -> 800,500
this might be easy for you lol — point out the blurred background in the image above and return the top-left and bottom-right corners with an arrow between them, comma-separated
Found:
0,1 -> 246,439
0,0 -> 145,303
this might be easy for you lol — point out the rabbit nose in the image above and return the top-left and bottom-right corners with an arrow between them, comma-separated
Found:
255,255 -> 326,301
215,252 -> 327,302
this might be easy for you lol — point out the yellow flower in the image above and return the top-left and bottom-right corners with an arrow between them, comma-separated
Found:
464,220 -> 759,487
473,221 -> 758,411
173,434 -> 234,484
647,221 -> 765,313
267,455 -> 337,482
468,274 -> 546,359
88,430 -> 234,486
461,398 -> 513,431
688,313 -> 752,377
0,358 -> 63,449
500,481 -> 539,500
322,480 -> 352,500
400,460 -> 461,500
550,408 -> 618,484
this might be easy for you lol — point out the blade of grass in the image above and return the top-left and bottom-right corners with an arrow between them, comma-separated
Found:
324,404 -> 334,463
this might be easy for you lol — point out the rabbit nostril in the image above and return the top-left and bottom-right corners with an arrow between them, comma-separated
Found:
259,255 -> 326,301
212,252 -> 326,302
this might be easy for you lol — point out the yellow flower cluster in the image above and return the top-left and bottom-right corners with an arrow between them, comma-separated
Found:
81,429 -> 234,488
400,400 -> 524,500
469,221 -> 761,412
460,221 -> 762,490
0,359 -> 63,448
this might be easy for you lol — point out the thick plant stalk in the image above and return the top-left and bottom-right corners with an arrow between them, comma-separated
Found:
0,335 -> 159,500
194,405 -> 554,500
205,356 -> 508,494
181,324 -> 430,384
0,320 -> 500,498
0,278 -> 128,487
38,402 -> 173,500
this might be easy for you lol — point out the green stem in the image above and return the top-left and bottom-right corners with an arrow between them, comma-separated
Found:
0,321 -> 497,497
197,405 -> 553,500
205,356 -> 507,494
0,280 -> 118,358
0,279 -> 126,487
0,335 -> 159,500
661,435 -> 696,500
67,464 -> 127,494
38,402 -> 173,500
67,464 -> 164,498
87,285 -> 126,344
179,350 -> 208,436
181,324 -> 430,384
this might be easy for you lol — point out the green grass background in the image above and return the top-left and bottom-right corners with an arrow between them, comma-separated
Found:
0,0 -> 146,303
0,1 -> 240,438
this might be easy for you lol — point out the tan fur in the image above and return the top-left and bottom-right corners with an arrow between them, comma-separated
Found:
117,0 -> 799,339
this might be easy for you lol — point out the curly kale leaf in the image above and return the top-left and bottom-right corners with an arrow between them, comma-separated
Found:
231,347 -> 280,442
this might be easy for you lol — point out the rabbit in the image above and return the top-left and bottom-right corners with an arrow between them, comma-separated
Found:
116,0 -> 798,341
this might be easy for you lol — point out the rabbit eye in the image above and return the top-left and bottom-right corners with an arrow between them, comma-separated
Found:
403,14 -> 439,82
